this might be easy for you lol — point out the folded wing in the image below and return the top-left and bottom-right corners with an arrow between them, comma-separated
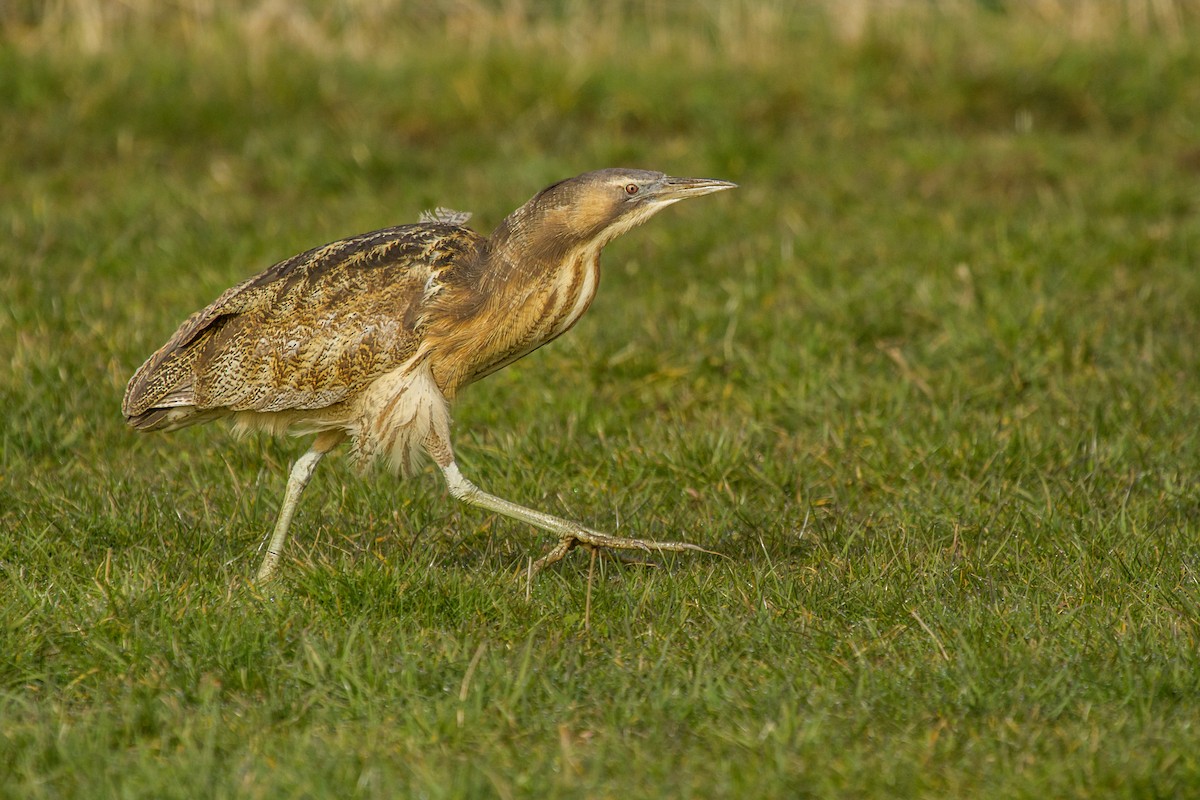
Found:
122,223 -> 484,431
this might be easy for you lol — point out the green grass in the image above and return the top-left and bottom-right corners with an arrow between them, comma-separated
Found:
3,3 -> 1200,797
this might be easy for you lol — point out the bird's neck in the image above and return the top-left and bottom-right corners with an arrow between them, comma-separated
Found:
483,213 -> 605,331
487,206 -> 584,276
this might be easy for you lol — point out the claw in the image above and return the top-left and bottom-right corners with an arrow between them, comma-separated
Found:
519,530 -> 722,580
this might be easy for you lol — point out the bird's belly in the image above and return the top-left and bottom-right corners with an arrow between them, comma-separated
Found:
350,357 -> 450,476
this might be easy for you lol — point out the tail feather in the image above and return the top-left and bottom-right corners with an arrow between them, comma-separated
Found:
122,329 -> 206,428
125,405 -> 221,432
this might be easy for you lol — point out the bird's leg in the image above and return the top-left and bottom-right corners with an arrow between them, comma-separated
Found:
255,430 -> 345,583
436,461 -> 712,575
255,450 -> 322,583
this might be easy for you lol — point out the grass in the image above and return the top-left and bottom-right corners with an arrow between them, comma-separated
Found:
3,2 -> 1200,796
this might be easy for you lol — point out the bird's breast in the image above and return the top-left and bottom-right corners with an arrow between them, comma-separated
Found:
544,246 -> 601,339
482,247 -> 601,370
426,245 -> 603,395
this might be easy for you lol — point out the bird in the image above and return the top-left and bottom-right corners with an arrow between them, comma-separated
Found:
122,168 -> 737,583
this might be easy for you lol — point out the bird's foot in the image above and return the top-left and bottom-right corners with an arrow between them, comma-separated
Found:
527,528 -> 718,577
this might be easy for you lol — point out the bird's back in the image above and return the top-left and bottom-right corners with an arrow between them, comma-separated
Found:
123,222 -> 485,431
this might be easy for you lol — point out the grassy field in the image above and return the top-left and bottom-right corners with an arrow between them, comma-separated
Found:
3,1 -> 1200,796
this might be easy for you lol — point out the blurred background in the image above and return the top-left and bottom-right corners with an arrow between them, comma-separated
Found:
4,2 -> 1200,796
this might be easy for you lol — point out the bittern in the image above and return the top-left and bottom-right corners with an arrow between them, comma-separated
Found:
123,168 -> 736,582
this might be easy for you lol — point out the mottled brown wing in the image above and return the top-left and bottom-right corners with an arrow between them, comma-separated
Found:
123,224 -> 484,429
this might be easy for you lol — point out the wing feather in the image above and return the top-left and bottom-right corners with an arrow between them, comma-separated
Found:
123,223 -> 483,429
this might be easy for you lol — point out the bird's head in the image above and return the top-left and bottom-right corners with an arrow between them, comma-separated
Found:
496,168 -> 737,257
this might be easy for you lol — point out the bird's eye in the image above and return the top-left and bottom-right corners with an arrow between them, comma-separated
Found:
625,183 -> 640,195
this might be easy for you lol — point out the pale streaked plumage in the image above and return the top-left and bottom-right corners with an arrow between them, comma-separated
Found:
123,168 -> 736,582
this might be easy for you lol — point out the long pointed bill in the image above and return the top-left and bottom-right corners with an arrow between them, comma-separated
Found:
650,176 -> 738,203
